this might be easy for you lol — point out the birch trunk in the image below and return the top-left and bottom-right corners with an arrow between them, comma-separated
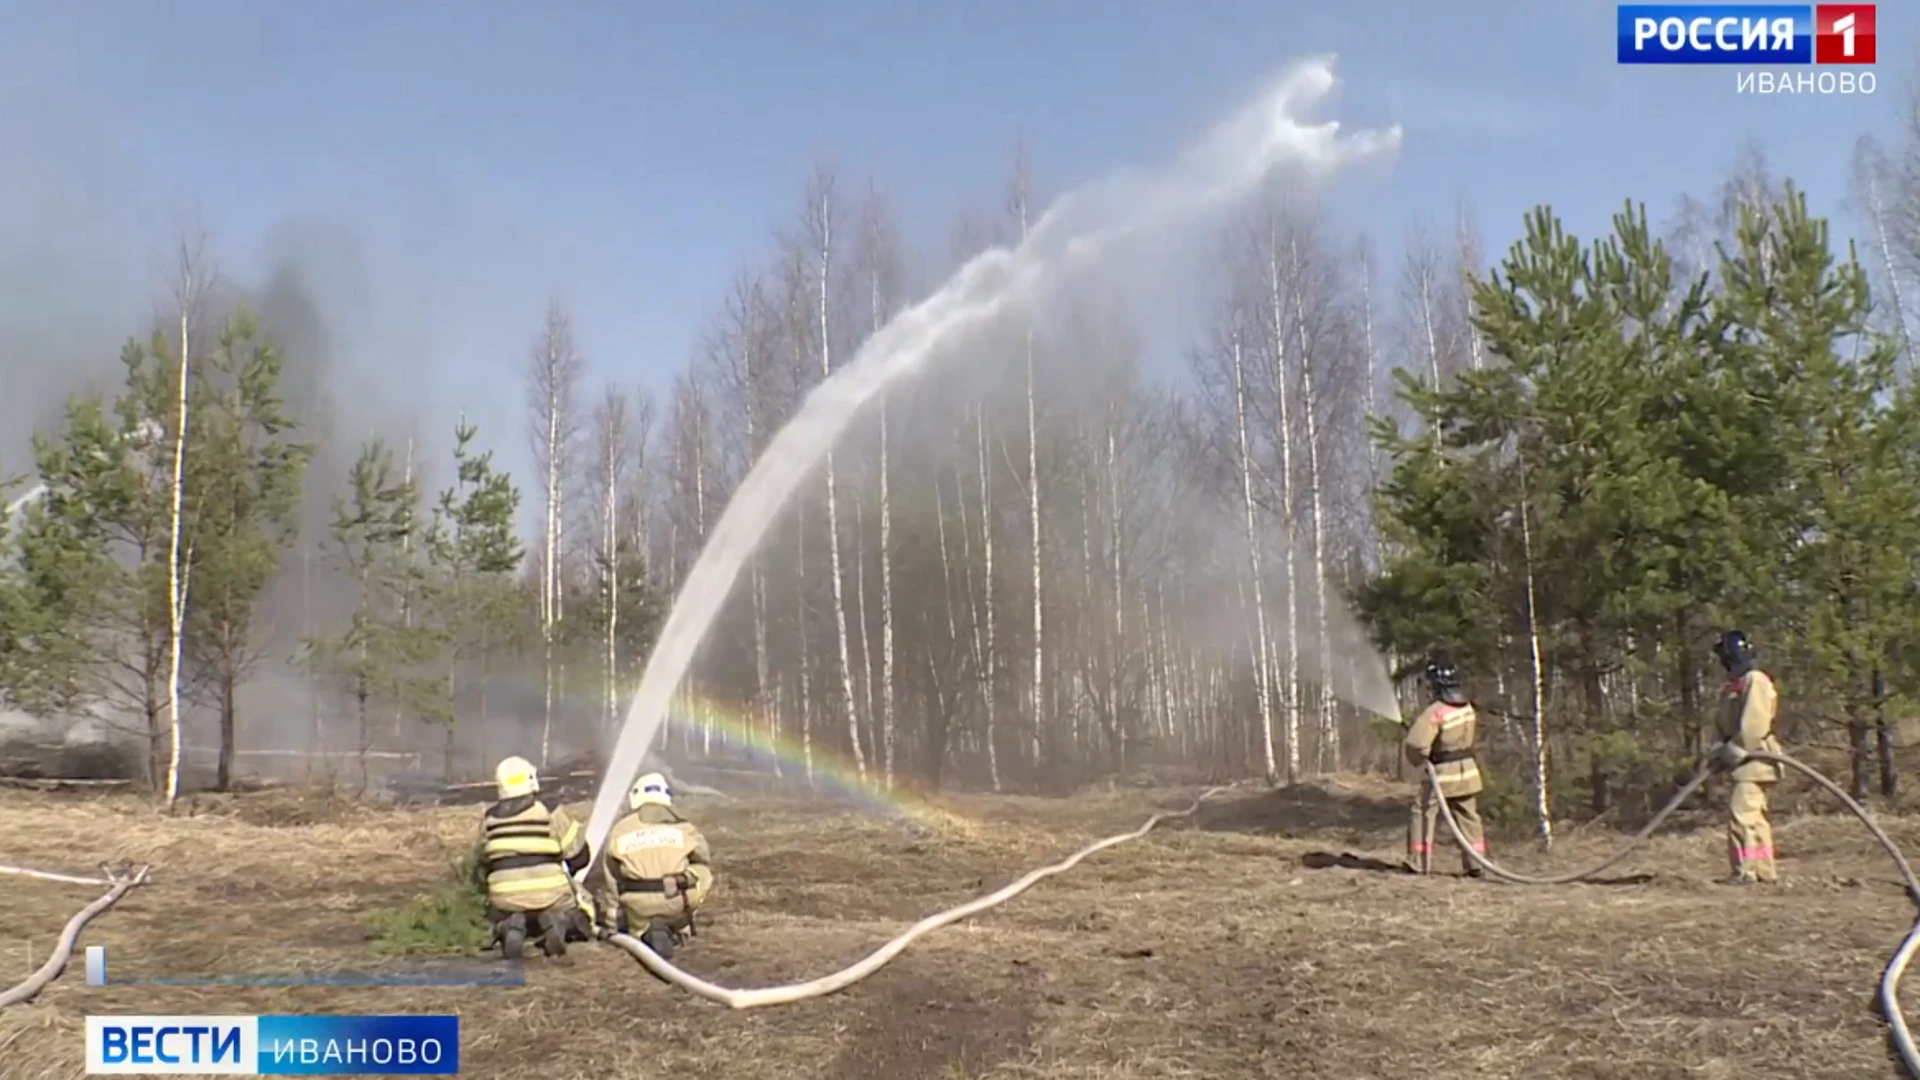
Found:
865,217 -> 899,789
814,184 -> 864,778
162,271 -> 195,808
530,307 -> 580,771
599,395 -> 625,747
1232,328 -> 1279,781
1858,153 -> 1918,373
935,465 -> 961,650
796,504 -> 814,784
1106,406 -> 1124,773
1457,200 -> 1485,370
1289,235 -> 1337,772
1078,430 -> 1095,758
1518,462 -> 1553,847
853,495 -> 876,765
933,462 -> 965,781
1418,261 -> 1442,391
693,398 -> 709,756
738,307 -> 776,767
975,409 -> 1001,789
1025,332 -> 1044,775
1006,149 -> 1045,782
879,399 -> 897,789
1358,241 -> 1382,566
543,395 -> 559,769
1265,223 -> 1300,783
1156,584 -> 1173,742
960,414 -> 999,790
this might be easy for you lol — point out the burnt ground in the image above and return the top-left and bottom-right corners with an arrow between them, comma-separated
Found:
3,772 -> 1919,1079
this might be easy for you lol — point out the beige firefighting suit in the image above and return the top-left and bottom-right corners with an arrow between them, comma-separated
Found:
600,802 -> 714,933
478,796 -> 590,926
1404,700 -> 1487,874
1721,669 -> 1782,883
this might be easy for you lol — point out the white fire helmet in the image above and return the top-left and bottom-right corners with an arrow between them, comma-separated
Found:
629,772 -> 673,810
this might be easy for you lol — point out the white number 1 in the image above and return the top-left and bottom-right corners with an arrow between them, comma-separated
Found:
1834,12 -> 1856,57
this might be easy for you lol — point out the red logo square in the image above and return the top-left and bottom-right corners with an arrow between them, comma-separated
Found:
1815,4 -> 1876,64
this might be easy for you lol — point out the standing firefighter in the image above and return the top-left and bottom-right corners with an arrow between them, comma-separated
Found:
600,772 -> 714,961
1404,652 -> 1487,876
1711,629 -> 1782,884
478,756 -> 592,959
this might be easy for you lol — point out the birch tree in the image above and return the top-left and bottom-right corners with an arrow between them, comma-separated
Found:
162,241 -> 209,806
1008,142 -> 1047,775
802,165 -> 865,777
1285,217 -> 1340,771
1228,315 -> 1278,780
1850,136 -> 1917,372
857,181 -> 904,788
526,301 -> 583,768
1401,226 -> 1450,398
592,386 -> 631,739
1257,209 -> 1302,782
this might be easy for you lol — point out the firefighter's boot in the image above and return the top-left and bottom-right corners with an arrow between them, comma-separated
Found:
498,913 -> 526,961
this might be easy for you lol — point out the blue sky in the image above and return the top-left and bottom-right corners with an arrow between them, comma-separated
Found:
0,0 -> 1912,499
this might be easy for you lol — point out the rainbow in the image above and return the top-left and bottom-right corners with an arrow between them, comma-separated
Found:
573,675 -> 961,828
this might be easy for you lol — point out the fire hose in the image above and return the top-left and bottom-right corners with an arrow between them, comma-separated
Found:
1426,747 -> 1920,1078
604,781 -> 1245,1008
603,747 -> 1919,1075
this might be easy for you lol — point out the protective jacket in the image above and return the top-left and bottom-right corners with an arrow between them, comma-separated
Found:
479,796 -> 589,914
601,803 -> 713,931
1403,701 -> 1482,799
1719,669 -> 1782,784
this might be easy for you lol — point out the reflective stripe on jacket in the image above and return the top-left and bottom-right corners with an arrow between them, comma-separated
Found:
1404,701 -> 1483,798
480,797 -> 583,906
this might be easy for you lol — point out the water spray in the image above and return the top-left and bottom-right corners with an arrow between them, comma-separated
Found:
585,55 -> 1402,856
5,482 -> 47,520
587,53 -> 1403,1005
4,417 -> 163,525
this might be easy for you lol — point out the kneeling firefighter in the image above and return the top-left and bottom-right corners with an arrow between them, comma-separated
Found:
599,772 -> 714,961
478,756 -> 593,959
1710,629 -> 1782,884
1404,652 -> 1488,876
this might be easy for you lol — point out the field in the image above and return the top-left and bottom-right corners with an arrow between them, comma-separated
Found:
4,773 -> 1919,1080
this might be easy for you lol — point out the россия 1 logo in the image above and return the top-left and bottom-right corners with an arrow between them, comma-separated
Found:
1615,3 -> 1876,95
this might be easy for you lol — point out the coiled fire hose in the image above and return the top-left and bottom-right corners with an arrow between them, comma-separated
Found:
1426,747 -> 1920,1078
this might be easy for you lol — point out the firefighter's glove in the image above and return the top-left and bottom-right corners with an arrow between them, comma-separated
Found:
1708,741 -> 1749,772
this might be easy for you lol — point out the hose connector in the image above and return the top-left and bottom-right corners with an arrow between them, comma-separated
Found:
1708,741 -> 1749,772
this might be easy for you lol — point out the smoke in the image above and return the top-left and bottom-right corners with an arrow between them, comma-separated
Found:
0,17 -> 491,768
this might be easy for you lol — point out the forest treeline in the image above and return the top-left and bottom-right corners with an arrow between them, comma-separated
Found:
3,104 -> 1918,840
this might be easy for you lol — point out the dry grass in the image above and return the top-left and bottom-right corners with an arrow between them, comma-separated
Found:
3,772 -> 1919,1079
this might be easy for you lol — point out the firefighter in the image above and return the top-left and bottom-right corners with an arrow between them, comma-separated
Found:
1710,629 -> 1782,884
600,772 -> 714,961
1404,651 -> 1487,877
478,755 -> 592,959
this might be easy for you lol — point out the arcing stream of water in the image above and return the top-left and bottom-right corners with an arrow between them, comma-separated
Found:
5,483 -> 47,520
586,57 -> 1404,855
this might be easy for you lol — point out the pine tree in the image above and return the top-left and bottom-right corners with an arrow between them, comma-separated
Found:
308,441 -> 426,790
187,310 -> 312,790
7,337 -> 216,789
421,420 -> 524,783
1714,187 -> 1917,798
